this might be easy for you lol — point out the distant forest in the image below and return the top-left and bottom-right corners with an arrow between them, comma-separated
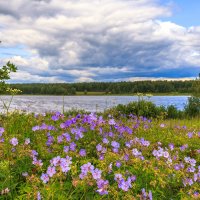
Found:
7,80 -> 196,95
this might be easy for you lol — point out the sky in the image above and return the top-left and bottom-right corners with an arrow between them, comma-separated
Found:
0,0 -> 200,83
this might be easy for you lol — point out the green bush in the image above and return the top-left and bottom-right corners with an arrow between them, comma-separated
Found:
105,100 -> 167,119
105,98 -> 200,119
184,96 -> 200,117
166,105 -> 184,119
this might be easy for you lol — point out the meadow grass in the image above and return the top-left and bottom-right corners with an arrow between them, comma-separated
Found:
0,111 -> 199,199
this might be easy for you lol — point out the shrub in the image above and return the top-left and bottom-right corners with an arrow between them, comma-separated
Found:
104,100 -> 167,119
184,96 -> 200,117
166,105 -> 184,119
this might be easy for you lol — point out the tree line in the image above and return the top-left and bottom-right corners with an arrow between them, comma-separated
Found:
5,80 -> 197,95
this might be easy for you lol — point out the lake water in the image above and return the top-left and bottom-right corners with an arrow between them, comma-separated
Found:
0,95 -> 190,113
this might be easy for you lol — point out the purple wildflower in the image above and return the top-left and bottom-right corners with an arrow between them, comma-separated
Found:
22,172 -> 28,177
47,166 -> 56,177
40,173 -> 49,184
91,168 -> 102,180
64,146 -> 69,153
69,142 -> 76,151
168,143 -> 174,151
188,132 -> 193,138
50,156 -> 61,166
37,191 -> 42,200
102,138 -> 109,144
32,126 -> 40,131
111,141 -> 120,148
62,133 -> 71,142
114,173 -> 123,182
24,138 -> 30,145
10,137 -> 18,146
108,119 -> 116,125
79,149 -> 86,157
116,161 -> 121,168
174,164 -> 181,171
57,135 -> 64,143
51,115 -> 59,121
0,127 -> 4,135
96,179 -> 109,195
96,144 -> 103,152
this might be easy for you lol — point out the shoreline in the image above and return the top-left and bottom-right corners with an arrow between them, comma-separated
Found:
0,93 -> 191,97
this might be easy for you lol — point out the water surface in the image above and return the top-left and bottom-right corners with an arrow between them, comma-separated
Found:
0,95 -> 189,113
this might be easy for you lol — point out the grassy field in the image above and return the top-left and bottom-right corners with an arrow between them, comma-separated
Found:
0,111 -> 199,199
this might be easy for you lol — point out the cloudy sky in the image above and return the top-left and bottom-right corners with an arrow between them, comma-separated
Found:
0,0 -> 200,83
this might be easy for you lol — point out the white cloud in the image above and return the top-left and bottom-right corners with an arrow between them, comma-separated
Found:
0,0 -> 200,82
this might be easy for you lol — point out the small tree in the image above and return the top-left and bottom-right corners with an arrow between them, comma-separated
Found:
0,61 -> 17,93
192,73 -> 200,97
0,61 -> 21,115
185,73 -> 200,117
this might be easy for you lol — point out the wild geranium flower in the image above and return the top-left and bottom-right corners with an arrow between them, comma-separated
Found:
141,188 -> 153,200
57,135 -> 64,143
60,162 -> 71,173
0,127 -> 4,135
184,157 -> 196,166
111,141 -> 120,149
130,175 -> 136,182
32,158 -> 43,167
96,179 -> 109,195
10,137 -> 18,146
160,123 -> 165,128
51,115 -> 59,121
108,132 -> 114,138
116,161 -> 121,168
168,143 -> 174,151
174,164 -> 181,171
50,156 -> 61,166
114,174 -> 123,182
59,156 -> 72,173
99,154 -> 104,160
79,149 -> 86,157
108,119 -> 116,125
102,138 -> 109,144
125,141 -> 131,148
91,168 -> 102,180
31,150 -> 38,158
47,166 -> 56,177
62,133 -> 71,142
108,163 -> 113,173
37,191 -> 42,200
132,148 -> 142,157
124,154 -> 130,161
188,132 -> 193,138
40,123 -> 48,130
0,138 -> 4,143
64,146 -> 69,153
80,162 -> 95,179
112,148 -> 119,153
187,166 -> 196,173
40,173 -> 49,184
46,135 -> 54,147
183,178 -> 194,186
140,138 -> 150,147
96,144 -> 103,152
69,142 -> 76,151
32,126 -> 40,131
24,138 -> 30,145
118,179 -> 130,191
65,156 -> 72,165
22,172 -> 28,177
163,151 -> 170,158
180,144 -> 188,151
